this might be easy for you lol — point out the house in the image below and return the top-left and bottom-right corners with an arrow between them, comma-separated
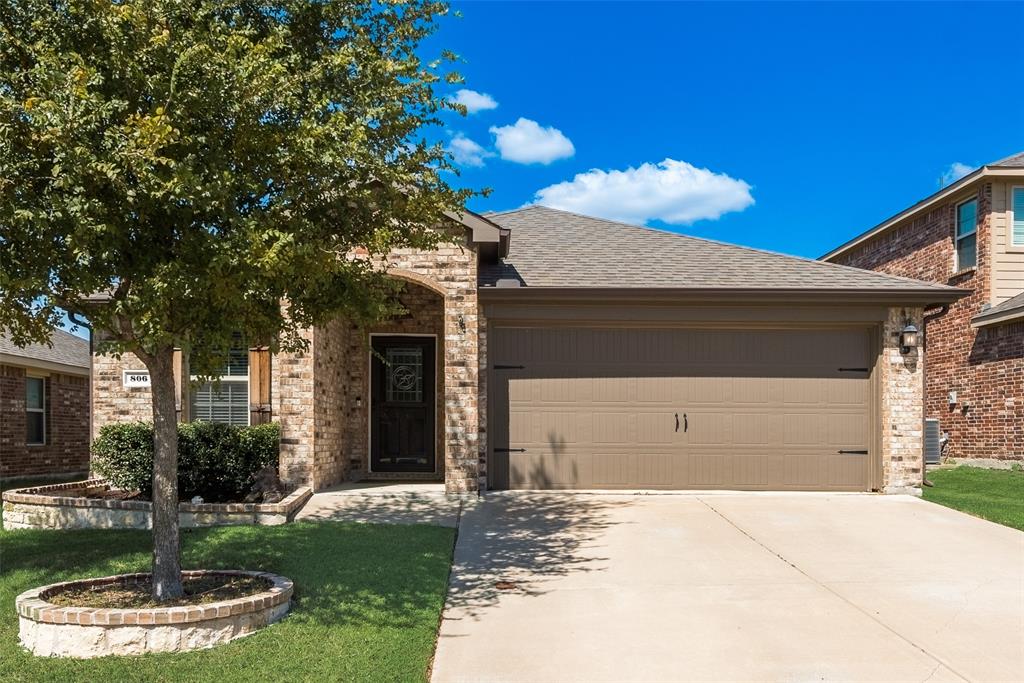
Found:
822,152 -> 1024,466
1,329 -> 91,481
91,205 -> 966,494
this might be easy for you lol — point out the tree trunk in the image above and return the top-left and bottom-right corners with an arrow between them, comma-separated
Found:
143,345 -> 184,601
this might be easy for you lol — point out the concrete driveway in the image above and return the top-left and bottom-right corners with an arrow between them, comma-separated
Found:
431,493 -> 1024,682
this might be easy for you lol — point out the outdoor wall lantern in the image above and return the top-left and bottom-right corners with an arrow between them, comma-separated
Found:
458,314 -> 466,334
900,323 -> 919,354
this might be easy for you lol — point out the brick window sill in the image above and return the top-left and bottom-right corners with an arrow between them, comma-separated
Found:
949,267 -> 977,281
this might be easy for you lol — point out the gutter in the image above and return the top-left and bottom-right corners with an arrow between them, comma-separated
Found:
478,286 -> 969,306
970,306 -> 1024,328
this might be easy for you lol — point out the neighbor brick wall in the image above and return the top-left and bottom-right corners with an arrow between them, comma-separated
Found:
1,364 -> 90,479
834,182 -> 1023,462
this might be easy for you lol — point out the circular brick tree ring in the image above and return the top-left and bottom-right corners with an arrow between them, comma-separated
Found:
16,570 -> 292,658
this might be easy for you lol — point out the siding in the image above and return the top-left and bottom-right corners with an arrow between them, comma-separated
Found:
990,180 -> 1024,304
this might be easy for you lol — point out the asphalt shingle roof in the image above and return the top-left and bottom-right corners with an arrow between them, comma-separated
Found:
972,291 -> 1024,325
0,328 -> 89,370
480,206 -> 962,294
989,151 -> 1024,168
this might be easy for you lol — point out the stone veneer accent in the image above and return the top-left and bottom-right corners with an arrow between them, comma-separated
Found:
2,479 -> 312,530
17,570 -> 291,658
880,306 -> 926,493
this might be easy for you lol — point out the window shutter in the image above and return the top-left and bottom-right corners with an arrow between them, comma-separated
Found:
249,347 -> 272,424
173,349 -> 184,421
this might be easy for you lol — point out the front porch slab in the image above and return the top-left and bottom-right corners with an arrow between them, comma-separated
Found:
294,481 -> 470,527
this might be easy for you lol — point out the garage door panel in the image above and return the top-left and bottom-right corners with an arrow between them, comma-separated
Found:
733,414 -> 770,445
593,453 -> 637,487
636,412 -> 676,444
782,413 -> 829,445
493,327 -> 873,491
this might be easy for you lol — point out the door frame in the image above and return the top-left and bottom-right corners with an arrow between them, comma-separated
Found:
367,333 -> 440,474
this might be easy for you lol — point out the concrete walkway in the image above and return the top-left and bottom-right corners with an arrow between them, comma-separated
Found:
431,493 -> 1024,682
295,481 -> 466,527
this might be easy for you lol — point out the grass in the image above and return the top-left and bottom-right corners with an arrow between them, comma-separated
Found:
0,522 -> 455,682
923,466 -> 1024,531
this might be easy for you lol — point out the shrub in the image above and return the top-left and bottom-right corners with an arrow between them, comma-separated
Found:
91,422 -> 280,503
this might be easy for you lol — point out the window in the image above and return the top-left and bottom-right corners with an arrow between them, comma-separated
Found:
955,198 -> 977,270
190,345 -> 249,426
25,377 -> 45,445
1012,187 -> 1024,247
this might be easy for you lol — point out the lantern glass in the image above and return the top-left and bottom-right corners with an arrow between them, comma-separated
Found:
900,324 -> 919,352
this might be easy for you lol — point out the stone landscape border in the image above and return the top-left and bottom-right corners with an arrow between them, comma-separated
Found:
2,479 -> 312,530
17,570 -> 292,657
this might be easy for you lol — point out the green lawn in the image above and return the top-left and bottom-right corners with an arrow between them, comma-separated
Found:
0,522 -> 455,682
923,466 -> 1024,531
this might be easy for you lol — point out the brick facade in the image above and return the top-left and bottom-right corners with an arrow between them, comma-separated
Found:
833,182 -> 1023,463
1,364 -> 90,479
267,229 -> 482,494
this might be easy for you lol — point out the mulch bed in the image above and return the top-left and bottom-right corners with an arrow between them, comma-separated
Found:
47,574 -> 271,609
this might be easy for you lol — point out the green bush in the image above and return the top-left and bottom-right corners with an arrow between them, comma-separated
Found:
91,422 -> 280,503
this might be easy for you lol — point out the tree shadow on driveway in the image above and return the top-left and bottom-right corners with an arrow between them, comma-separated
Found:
445,492 -> 633,619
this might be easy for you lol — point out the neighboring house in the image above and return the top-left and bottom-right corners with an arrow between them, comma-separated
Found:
91,205 -> 965,495
0,329 -> 91,480
822,152 -> 1024,465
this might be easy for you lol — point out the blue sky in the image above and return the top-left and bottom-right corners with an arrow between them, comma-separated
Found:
426,1 -> 1024,258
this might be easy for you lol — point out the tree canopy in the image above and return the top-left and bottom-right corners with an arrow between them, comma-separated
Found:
0,0 -> 475,600
0,0 -> 472,373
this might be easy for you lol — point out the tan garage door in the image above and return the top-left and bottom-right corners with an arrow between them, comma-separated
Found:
489,327 -> 873,491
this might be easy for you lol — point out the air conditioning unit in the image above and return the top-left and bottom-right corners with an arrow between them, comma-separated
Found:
924,418 -> 942,465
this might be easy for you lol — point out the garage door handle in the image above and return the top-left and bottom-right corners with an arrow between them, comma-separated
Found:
494,448 -> 526,453
676,413 -> 687,433
837,449 -> 868,455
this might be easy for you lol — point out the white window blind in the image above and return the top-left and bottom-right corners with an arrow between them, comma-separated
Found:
1012,187 -> 1024,247
190,381 -> 249,426
190,342 -> 249,426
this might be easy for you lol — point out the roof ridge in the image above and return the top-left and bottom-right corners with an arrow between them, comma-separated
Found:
520,205 -> 959,291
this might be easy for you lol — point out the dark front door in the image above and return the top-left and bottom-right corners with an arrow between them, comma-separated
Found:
371,336 -> 436,473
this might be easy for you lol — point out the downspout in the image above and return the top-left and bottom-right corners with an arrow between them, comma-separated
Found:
920,304 -> 950,488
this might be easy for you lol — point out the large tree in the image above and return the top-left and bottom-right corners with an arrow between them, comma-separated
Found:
0,0 -> 473,600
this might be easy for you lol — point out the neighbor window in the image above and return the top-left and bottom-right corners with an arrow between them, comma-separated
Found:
1012,187 -> 1024,247
190,344 -> 249,426
26,377 -> 45,445
955,198 -> 977,270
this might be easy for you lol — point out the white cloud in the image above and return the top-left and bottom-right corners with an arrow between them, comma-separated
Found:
941,162 -> 974,186
446,132 -> 493,168
489,118 -> 575,165
450,89 -> 498,114
531,159 -> 754,225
